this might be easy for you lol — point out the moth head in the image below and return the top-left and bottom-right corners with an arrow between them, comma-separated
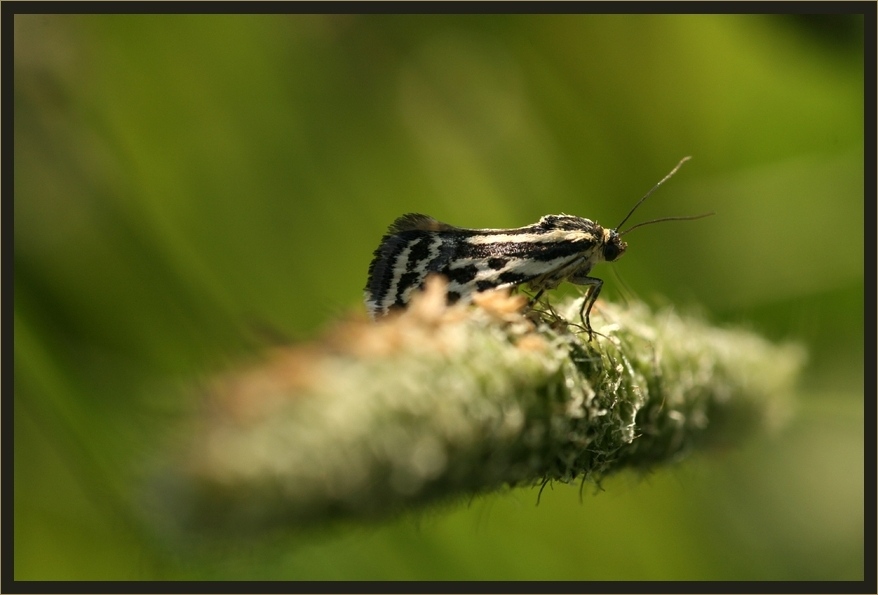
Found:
602,229 -> 627,262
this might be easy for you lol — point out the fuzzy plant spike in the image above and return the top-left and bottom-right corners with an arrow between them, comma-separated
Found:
164,277 -> 804,533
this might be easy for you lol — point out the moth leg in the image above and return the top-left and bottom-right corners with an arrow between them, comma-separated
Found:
568,275 -> 603,341
528,288 -> 545,307
522,288 -> 549,324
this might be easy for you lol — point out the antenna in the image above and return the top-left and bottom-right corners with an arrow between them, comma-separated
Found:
614,156 -> 692,231
613,156 -> 714,235
619,212 -> 714,236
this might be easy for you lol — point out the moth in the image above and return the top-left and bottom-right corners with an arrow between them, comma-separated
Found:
364,157 -> 711,337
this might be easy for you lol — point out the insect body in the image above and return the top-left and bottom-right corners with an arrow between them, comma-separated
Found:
364,157 -> 710,338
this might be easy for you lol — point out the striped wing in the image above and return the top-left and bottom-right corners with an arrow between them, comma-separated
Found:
365,213 -> 604,317
364,214 -> 457,317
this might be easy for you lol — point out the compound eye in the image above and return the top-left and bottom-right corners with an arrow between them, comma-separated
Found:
603,239 -> 627,262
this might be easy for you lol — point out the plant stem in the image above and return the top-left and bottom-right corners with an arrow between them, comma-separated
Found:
162,279 -> 804,532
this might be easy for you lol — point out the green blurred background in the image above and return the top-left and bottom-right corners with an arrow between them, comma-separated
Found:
14,14 -> 864,580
